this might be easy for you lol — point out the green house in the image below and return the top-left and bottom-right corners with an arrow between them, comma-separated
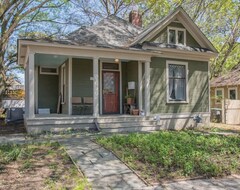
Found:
18,7 -> 218,133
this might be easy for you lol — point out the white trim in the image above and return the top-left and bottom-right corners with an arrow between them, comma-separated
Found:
215,88 -> 224,104
228,87 -> 238,100
166,60 -> 189,103
40,66 -> 58,75
144,61 -> 150,116
138,61 -> 143,111
100,60 -> 122,115
93,57 -> 99,117
119,62 -> 123,114
208,61 -> 210,112
60,64 -> 66,104
68,57 -> 72,115
28,52 -> 35,118
35,66 -> 38,114
167,26 -> 186,45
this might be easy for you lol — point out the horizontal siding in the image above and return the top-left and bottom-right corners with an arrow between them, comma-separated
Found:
72,58 -> 93,97
150,57 -> 209,113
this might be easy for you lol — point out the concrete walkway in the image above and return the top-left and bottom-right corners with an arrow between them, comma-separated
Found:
59,137 -> 148,190
1,134 -> 240,189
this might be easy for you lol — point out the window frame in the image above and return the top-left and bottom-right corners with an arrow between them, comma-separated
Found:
215,88 -> 224,104
166,60 -> 188,103
167,27 -> 186,45
228,87 -> 237,100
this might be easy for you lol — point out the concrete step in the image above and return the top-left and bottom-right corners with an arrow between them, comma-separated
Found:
26,118 -> 94,126
101,125 -> 162,133
96,116 -> 150,123
98,120 -> 157,128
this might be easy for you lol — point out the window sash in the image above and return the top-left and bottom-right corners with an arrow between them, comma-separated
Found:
168,64 -> 186,101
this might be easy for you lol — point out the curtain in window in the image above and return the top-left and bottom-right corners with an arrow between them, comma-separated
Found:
169,64 -> 186,101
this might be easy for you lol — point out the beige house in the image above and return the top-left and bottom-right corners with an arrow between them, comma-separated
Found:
210,64 -> 240,109
18,7 -> 217,133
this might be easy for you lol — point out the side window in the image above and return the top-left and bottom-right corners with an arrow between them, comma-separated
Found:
167,61 -> 188,103
215,88 -> 224,104
228,88 -> 237,100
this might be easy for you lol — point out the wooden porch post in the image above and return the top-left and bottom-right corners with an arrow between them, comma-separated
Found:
144,61 -> 150,116
93,57 -> 99,117
68,57 -> 72,115
28,52 -> 35,118
138,61 -> 143,111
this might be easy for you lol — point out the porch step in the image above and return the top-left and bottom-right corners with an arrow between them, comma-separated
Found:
97,117 -> 161,133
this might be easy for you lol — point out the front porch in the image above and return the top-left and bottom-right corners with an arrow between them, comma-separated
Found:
27,52 -> 151,119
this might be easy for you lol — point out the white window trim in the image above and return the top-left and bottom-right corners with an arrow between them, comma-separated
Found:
40,66 -> 58,75
228,87 -> 237,100
166,60 -> 189,104
61,64 -> 66,104
167,27 -> 186,46
215,88 -> 224,104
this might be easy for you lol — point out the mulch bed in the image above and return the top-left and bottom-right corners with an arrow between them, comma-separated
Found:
0,119 -> 26,135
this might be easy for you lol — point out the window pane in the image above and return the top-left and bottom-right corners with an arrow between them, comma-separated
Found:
178,31 -> 184,44
229,89 -> 236,99
168,64 -> 186,101
169,64 -> 185,78
216,90 -> 222,97
169,30 -> 176,44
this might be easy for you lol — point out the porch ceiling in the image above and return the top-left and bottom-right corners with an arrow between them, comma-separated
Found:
35,53 -> 68,67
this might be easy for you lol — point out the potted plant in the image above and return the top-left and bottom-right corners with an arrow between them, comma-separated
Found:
125,94 -> 135,105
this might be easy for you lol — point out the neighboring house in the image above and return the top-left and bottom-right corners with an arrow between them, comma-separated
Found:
1,80 -> 25,109
210,64 -> 240,124
18,7 -> 218,133
210,64 -> 240,109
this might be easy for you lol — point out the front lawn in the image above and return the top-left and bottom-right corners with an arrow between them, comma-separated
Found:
0,142 -> 90,189
97,131 -> 240,184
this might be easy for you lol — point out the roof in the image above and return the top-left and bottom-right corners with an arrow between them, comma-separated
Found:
18,7 -> 218,55
67,15 -> 142,48
130,6 -> 218,53
211,64 -> 240,87
142,42 -> 213,53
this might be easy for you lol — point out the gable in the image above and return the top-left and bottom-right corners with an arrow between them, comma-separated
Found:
150,21 -> 201,48
131,7 -> 218,53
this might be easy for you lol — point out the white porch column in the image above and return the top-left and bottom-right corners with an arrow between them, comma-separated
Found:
144,61 -> 150,116
93,57 -> 99,117
28,52 -> 35,118
68,57 -> 72,115
138,61 -> 143,111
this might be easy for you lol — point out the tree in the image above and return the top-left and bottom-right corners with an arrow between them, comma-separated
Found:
0,0 -> 69,98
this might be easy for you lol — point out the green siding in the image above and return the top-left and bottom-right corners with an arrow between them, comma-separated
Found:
72,58 -> 93,97
150,22 -> 201,48
150,57 -> 209,113
38,69 -> 59,113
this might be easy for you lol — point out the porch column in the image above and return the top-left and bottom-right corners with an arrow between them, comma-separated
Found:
28,52 -> 35,118
93,57 -> 99,117
144,61 -> 150,116
138,61 -> 143,111
68,57 -> 72,115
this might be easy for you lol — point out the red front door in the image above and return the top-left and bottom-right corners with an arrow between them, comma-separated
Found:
102,71 -> 120,114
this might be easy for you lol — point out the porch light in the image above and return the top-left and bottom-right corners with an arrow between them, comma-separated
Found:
114,58 -> 119,63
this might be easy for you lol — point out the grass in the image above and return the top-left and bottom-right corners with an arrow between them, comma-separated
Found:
97,131 -> 240,183
0,142 -> 91,189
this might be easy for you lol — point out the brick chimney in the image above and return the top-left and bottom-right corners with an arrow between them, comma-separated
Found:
129,10 -> 142,27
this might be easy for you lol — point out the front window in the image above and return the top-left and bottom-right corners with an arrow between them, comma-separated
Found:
228,88 -> 237,100
167,61 -> 188,102
168,27 -> 186,45
215,88 -> 224,104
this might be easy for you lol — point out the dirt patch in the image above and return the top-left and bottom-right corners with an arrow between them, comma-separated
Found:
0,142 -> 89,190
210,123 -> 240,133
0,119 -> 26,135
